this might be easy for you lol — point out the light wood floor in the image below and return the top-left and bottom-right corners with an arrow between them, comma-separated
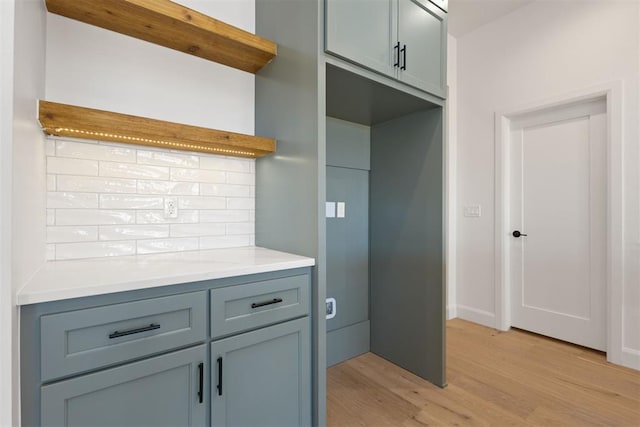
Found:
327,319 -> 640,426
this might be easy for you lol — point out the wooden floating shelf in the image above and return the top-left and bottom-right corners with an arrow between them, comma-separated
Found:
45,0 -> 277,73
38,101 -> 276,159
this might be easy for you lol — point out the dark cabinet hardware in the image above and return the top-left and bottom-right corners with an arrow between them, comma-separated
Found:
512,230 -> 528,238
394,42 -> 400,67
108,323 -> 160,339
197,363 -> 204,403
251,298 -> 283,309
400,44 -> 407,70
216,357 -> 223,396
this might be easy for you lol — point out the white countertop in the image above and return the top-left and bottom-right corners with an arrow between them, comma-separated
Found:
16,247 -> 315,306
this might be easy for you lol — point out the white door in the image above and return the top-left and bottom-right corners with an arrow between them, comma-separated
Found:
509,98 -> 607,351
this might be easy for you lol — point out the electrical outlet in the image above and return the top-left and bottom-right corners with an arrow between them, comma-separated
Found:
164,197 -> 178,219
326,297 -> 336,319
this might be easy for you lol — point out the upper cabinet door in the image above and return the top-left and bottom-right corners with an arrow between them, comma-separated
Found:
325,0 -> 397,77
397,0 -> 447,97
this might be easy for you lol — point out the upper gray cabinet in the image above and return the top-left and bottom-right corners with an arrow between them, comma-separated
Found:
325,0 -> 447,98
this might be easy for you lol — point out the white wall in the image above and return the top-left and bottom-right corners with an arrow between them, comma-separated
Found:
454,0 -> 640,369
0,0 -> 16,424
9,0 -> 48,425
45,0 -> 255,135
446,33 -> 457,319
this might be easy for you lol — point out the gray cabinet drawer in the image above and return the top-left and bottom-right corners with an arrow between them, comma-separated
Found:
40,291 -> 206,382
210,274 -> 310,339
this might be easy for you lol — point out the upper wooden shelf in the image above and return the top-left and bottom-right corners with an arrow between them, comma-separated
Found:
45,0 -> 277,73
38,100 -> 276,158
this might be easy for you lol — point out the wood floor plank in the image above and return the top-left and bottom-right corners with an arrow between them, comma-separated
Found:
327,319 -> 640,426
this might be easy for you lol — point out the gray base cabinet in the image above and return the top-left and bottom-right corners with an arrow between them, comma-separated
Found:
325,0 -> 447,97
211,318 -> 310,427
21,268 -> 312,427
41,345 -> 206,427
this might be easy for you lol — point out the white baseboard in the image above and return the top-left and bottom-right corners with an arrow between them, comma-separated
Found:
456,305 -> 496,328
616,347 -> 640,371
446,305 -> 457,320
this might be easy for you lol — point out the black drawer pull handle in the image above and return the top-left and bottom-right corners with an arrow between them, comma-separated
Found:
393,41 -> 400,67
217,357 -> 223,396
197,362 -> 204,404
400,44 -> 407,70
251,298 -> 283,309
108,323 -> 160,339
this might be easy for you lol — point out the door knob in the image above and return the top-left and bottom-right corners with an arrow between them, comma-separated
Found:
512,230 -> 528,238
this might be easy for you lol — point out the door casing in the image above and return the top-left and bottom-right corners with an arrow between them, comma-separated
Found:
493,82 -> 624,364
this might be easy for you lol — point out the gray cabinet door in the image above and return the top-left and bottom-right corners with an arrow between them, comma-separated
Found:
397,0 -> 447,96
211,318 -> 310,427
325,0 -> 397,77
41,345 -> 206,427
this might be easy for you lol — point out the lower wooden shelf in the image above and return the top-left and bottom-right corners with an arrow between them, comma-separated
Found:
38,100 -> 276,158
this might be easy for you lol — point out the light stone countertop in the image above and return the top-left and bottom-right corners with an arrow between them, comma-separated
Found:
16,247 -> 315,305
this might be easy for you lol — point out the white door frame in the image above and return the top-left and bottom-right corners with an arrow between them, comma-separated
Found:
494,81 -> 624,364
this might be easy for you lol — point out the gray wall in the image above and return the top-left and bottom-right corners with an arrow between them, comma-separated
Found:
370,108 -> 445,386
255,0 -> 327,424
326,118 -> 371,366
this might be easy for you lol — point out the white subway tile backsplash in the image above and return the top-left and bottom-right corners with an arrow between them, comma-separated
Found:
56,209 -> 135,225
136,210 -> 199,224
137,180 -> 199,195
100,161 -> 170,180
46,244 -> 56,261
200,157 -> 254,173
47,209 -> 55,226
170,223 -> 225,238
200,235 -> 251,250
178,196 -> 226,210
200,210 -> 250,223
226,172 -> 254,186
46,139 -> 56,156
99,194 -> 164,209
57,175 -> 137,194
200,183 -> 251,197
47,175 -> 56,191
47,226 -> 98,243
170,168 -> 225,183
227,197 -> 254,210
137,237 -> 199,255
99,225 -> 169,241
226,222 -> 254,235
48,192 -> 99,209
47,157 -> 99,176
46,137 -> 255,260
56,140 -> 136,163
137,150 -> 199,168
55,241 -> 136,260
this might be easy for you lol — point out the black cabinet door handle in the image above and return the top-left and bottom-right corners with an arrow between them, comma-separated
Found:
393,41 -> 400,67
197,362 -> 204,404
400,44 -> 407,70
251,298 -> 283,309
217,357 -> 223,396
513,230 -> 528,238
108,323 -> 160,339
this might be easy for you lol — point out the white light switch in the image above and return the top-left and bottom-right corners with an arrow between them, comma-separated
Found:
336,202 -> 346,218
325,202 -> 336,218
464,205 -> 481,217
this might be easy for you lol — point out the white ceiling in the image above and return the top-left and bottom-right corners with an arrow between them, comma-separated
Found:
448,0 -> 535,37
